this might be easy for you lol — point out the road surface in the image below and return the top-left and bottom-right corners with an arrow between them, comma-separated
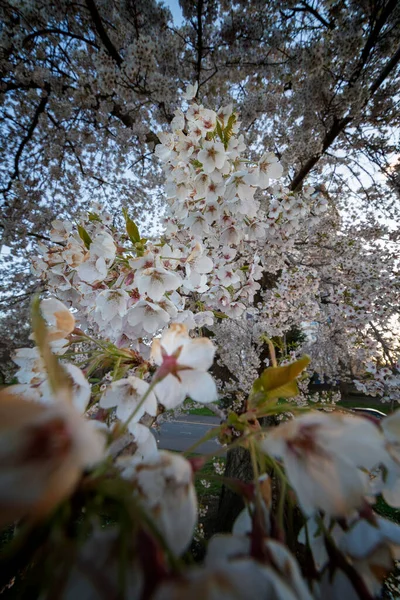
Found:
153,415 -> 222,454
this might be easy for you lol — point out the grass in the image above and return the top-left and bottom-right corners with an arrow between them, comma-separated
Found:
337,398 -> 391,414
188,406 -> 216,416
193,456 -> 226,497
183,399 -> 217,417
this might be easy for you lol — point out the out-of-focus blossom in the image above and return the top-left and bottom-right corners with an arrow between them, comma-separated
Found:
0,388 -> 105,527
260,411 -> 387,516
40,298 -> 75,341
121,450 -> 197,556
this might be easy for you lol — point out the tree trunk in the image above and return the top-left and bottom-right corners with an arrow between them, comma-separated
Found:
216,416 -> 279,533
217,446 -> 253,532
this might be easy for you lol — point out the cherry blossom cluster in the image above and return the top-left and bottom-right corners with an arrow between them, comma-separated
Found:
3,85 -> 400,596
29,90 -> 334,401
3,295 -> 400,598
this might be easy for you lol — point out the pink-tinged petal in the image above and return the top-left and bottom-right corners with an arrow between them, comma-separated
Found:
128,423 -> 158,462
267,161 -> 283,179
162,270 -> 182,291
195,255 -> 213,274
140,277 -> 165,302
339,519 -> 390,560
179,371 -> 217,404
178,338 -> 215,370
382,469 -> 400,507
154,374 -> 186,409
151,339 -> 163,365
157,323 -> 189,356
330,416 -> 387,470
143,313 -> 165,334
382,409 -> 400,444
283,451 -> 368,517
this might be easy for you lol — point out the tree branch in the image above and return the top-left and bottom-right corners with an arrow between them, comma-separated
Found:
296,1 -> 334,30
84,0 -> 123,66
5,90 -> 49,190
23,28 -> 99,49
290,40 -> 400,191
196,0 -> 204,86
349,0 -> 398,85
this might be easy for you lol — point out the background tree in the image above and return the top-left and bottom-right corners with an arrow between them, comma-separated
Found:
1,0 -> 399,373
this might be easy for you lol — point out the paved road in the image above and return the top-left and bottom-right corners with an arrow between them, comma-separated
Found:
153,415 -> 222,454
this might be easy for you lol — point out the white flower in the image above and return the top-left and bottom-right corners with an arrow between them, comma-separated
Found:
226,171 -> 256,203
197,108 -> 217,135
183,265 -> 208,294
39,298 -> 75,341
204,175 -> 226,203
377,409 -> 400,506
90,232 -> 116,262
13,347 -> 44,385
193,311 -> 214,327
129,250 -> 158,273
260,411 -> 387,516
49,219 -> 73,242
136,267 -> 181,302
187,242 -> 213,272
115,425 -> 158,474
176,131 -> 196,160
77,255 -> 108,284
158,296 -> 179,319
173,309 -> 197,330
39,363 -> 91,414
61,237 -> 85,267
0,387 -> 105,528
215,266 -> 241,286
155,132 -> 177,162
246,221 -> 267,241
198,141 -> 227,173
100,376 -> 157,423
127,300 -> 170,334
220,224 -> 242,245
258,152 -> 283,188
95,289 -> 129,324
184,212 -> 210,236
151,323 -> 217,409
122,451 -> 197,556
182,81 -> 198,100
50,219 -> 72,242
381,408 -> 400,462
170,109 -> 185,131
224,301 -> 246,318
203,535 -> 312,600
203,201 -> 221,223
339,515 -> 400,560
268,202 -> 282,219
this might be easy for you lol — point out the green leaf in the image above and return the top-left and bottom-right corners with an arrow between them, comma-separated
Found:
216,120 -> 224,143
88,212 -> 101,222
77,224 -> 92,249
190,159 -> 203,169
122,208 -> 140,244
260,355 -> 310,393
223,113 -> 237,147
213,311 -> 228,319
250,355 -> 310,407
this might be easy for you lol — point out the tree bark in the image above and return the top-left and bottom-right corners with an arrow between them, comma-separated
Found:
217,445 -> 253,532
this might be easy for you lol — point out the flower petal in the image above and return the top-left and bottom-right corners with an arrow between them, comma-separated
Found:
178,338 -> 215,370
179,370 -> 217,404
155,374 -> 186,409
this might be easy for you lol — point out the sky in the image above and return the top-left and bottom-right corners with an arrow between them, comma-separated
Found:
164,0 -> 183,25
